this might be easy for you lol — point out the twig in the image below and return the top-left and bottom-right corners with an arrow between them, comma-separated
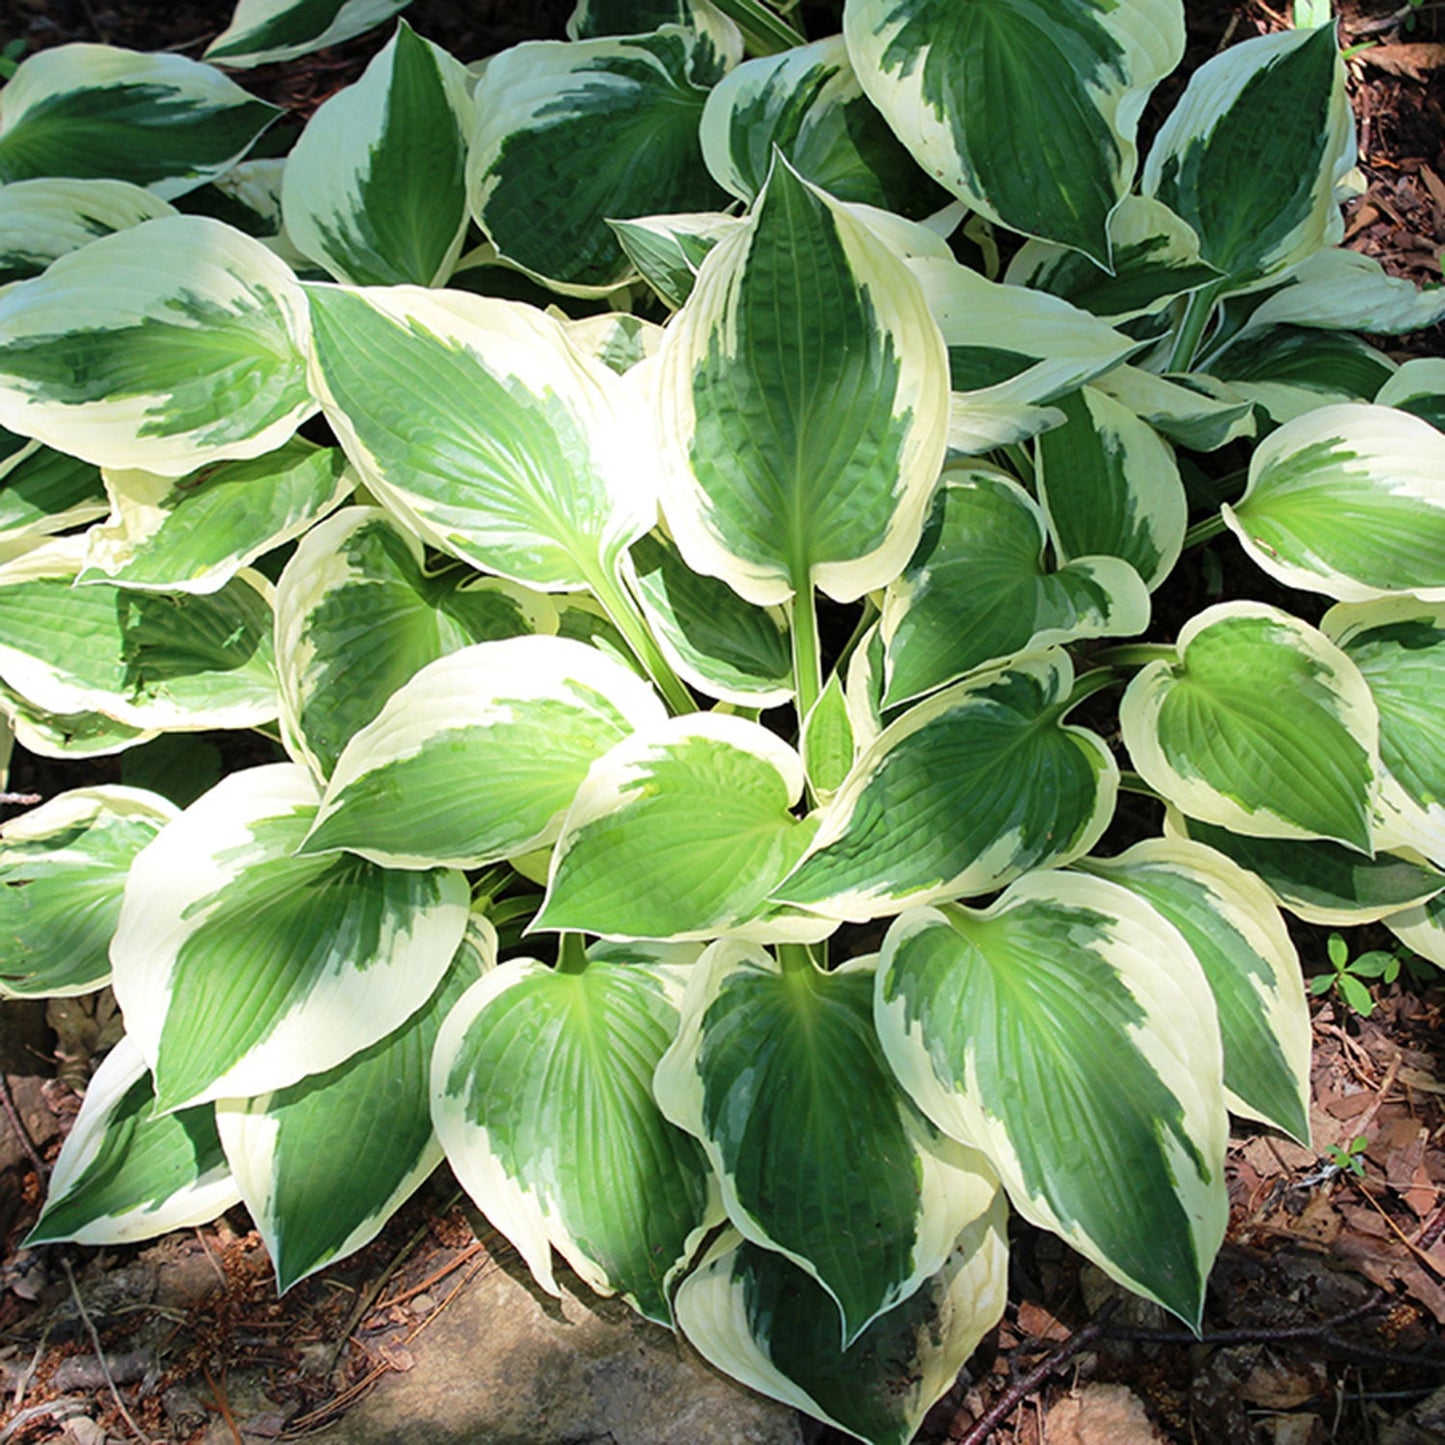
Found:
61,1257 -> 151,1445
0,792 -> 41,808
0,1074 -> 47,1180
958,1302 -> 1116,1445
376,1239 -> 488,1310
9,1322 -> 50,1413
201,1362 -> 244,1445
1103,1288 -> 1388,1348
195,1225 -> 228,1287
323,1214 -> 433,1373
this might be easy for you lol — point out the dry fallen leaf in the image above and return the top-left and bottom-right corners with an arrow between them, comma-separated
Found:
1361,43 -> 1445,83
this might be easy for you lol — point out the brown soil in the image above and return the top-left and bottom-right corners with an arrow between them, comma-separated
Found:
0,2 -> 1442,1443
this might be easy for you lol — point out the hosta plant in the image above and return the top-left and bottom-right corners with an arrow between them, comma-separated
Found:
2,1 -> 1444,1440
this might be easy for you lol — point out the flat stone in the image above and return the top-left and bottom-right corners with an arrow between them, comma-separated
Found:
340,1251 -> 805,1445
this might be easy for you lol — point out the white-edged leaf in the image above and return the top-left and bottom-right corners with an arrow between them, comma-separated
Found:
676,1203 -> 1008,1445
0,215 -> 315,476
1224,402 -> 1445,603
844,0 -> 1185,266
275,507 -> 556,781
432,951 -> 719,1325
624,531 -> 792,706
1237,248 -> 1445,338
1206,325 -> 1394,425
909,257 -> 1139,455
1167,810 -> 1445,926
218,919 -> 490,1291
1121,602 -> 1380,851
1036,386 -> 1186,591
608,211 -> 743,311
302,635 -> 667,869
1142,25 -> 1353,289
79,440 -> 352,594
1005,196 -> 1220,322
655,154 -> 948,606
306,284 -> 655,591
0,786 -> 176,999
654,942 -> 999,1346
1077,838 -> 1310,1141
774,651 -> 1118,921
1323,598 -> 1445,865
802,669 -> 855,801
0,443 -> 107,540
282,22 -> 471,287
536,713 -> 816,942
1384,894 -> 1445,969
565,311 -> 665,376
699,34 -> 947,218
468,28 -> 732,294
0,178 -> 176,284
1377,358 -> 1445,433
1091,364 -> 1255,452
0,686 -> 156,760
110,762 -> 469,1113
26,1038 -> 239,1246
0,537 -> 279,731
880,467 -> 1149,706
206,0 -> 412,69
876,872 -> 1229,1328
0,44 -> 280,198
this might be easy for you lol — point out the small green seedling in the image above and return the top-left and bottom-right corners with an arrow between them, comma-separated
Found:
1309,932 -> 1423,1017
1325,1134 -> 1369,1178
0,39 -> 27,81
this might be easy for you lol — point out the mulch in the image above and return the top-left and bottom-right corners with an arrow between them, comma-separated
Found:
0,0 -> 1443,1441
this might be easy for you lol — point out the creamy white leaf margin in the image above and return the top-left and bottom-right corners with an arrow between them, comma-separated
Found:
0,178 -> 176,281
110,762 -> 469,1110
206,0 -> 412,69
0,216 -> 314,477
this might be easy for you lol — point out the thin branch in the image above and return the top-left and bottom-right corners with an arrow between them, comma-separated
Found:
0,1074 -> 47,1180
1103,1288 -> 1389,1348
958,1303 -> 1116,1445
62,1257 -> 152,1445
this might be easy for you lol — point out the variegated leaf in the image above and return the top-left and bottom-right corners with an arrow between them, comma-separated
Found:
1385,894 -> 1445,969
1168,811 -> 1445,926
880,467 -> 1149,707
306,284 -> 654,593
1323,598 -> 1445,865
0,216 -> 315,476
1036,387 -> 1187,591
625,532 -> 791,706
0,178 -> 175,284
567,0 -> 691,38
1005,196 -> 1220,322
0,786 -> 176,999
844,0 -> 1185,266
774,652 -> 1118,922
26,1038 -> 239,1246
1377,358 -> 1445,433
0,686 -> 155,760
876,872 -> 1229,1327
468,28 -> 732,294
908,257 -> 1139,454
536,714 -> 816,942
276,507 -> 555,781
1142,25 -> 1353,289
655,943 -> 999,1345
0,44 -> 280,198
79,440 -> 352,595
218,919 -> 491,1291
433,951 -> 719,1325
699,35 -> 947,218
0,443 -> 106,540
676,1204 -> 1008,1445
1224,403 -> 1445,603
1091,365 -> 1255,452
1206,325 -> 1393,425
609,211 -> 743,310
1237,248 -> 1445,338
110,762 -> 470,1113
655,155 -> 948,606
565,312 -> 664,376
1121,602 -> 1380,851
0,538 -> 278,731
1077,839 -> 1310,1141
801,670 -> 855,801
302,636 -> 667,869
282,22 -> 471,287
206,0 -> 413,69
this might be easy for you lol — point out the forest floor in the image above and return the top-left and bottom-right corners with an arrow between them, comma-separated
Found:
0,1 -> 1443,1442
